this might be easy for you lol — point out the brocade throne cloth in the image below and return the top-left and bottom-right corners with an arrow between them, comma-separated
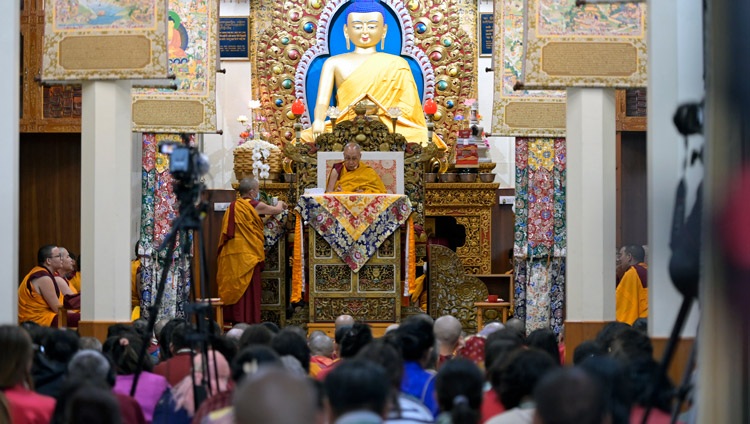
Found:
297,194 -> 412,272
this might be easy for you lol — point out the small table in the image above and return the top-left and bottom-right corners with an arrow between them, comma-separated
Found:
474,301 -> 511,330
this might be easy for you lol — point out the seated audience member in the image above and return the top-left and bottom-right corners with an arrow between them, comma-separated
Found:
486,349 -> 557,424
625,357 -> 676,424
318,323 -> 374,381
503,318 -> 526,342
455,336 -> 486,368
233,367 -> 322,424
434,315 -> 463,369
270,328 -> 313,375
18,244 -> 79,327
435,358 -> 484,424
157,318 -> 188,362
153,322 -> 194,386
632,317 -> 648,334
357,339 -> 435,424
309,333 -> 336,378
66,252 -> 81,293
326,143 -> 387,194
397,317 -> 439,417
80,336 -> 103,352
0,325 -> 56,424
480,338 -> 523,423
56,350 -> 145,424
578,356 -> 632,424
58,247 -> 79,294
238,323 -> 275,349
62,383 -> 122,424
35,328 -> 79,398
609,327 -> 654,365
478,322 -> 504,338
572,340 -> 606,365
314,325 -> 351,380
153,350 -> 231,424
525,328 -> 562,366
595,321 -> 631,353
533,368 -> 609,424
325,359 -> 391,424
104,333 -> 170,422
195,345 -> 283,424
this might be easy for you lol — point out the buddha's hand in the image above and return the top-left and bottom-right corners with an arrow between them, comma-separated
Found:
312,119 -> 325,139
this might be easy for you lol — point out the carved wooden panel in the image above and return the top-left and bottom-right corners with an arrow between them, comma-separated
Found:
312,297 -> 397,322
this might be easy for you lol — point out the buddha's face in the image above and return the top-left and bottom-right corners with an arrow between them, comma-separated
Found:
345,12 -> 387,49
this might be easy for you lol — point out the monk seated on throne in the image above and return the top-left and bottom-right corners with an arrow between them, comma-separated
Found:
326,142 -> 386,194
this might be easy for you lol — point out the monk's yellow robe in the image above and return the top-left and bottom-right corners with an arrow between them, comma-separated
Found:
302,53 -> 446,149
18,266 -> 63,326
68,272 -> 81,293
328,163 -> 386,194
615,262 -> 648,324
216,198 -> 265,305
131,259 -> 141,309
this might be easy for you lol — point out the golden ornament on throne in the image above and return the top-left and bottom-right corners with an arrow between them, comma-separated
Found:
295,0 -> 446,150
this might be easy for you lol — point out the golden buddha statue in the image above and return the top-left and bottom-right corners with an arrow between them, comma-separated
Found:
304,0 -> 445,149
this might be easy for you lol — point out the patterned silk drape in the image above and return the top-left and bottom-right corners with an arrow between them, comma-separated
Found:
514,137 -> 566,335
139,133 -> 192,320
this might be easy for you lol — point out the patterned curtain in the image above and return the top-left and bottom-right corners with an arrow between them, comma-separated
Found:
139,133 -> 192,320
513,138 -> 566,335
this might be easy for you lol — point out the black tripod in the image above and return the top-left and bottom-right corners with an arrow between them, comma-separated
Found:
130,136 -> 220,413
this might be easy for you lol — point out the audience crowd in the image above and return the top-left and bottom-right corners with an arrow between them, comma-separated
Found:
0,313 -> 689,424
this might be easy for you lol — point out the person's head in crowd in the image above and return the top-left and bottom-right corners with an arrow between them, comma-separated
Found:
486,327 -> 524,347
484,338 -> 522,379
43,328 -> 80,363
339,322 -> 373,359
595,321 -> 631,352
106,323 -> 138,340
67,350 -> 117,387
534,367 -> 609,424
157,318 -> 187,361
578,356 -> 632,424
154,318 -> 170,341
435,358 -> 484,424
261,321 -> 281,334
132,318 -> 149,338
225,327 -> 245,342
231,345 -> 283,383
284,325 -> 309,340
504,317 -> 526,341
63,383 -> 122,424
79,336 -> 103,352
526,328 -> 561,366
172,350 -> 231,417
478,321 -> 505,338
434,315 -> 463,357
234,367 -> 322,424
20,320 -> 46,345
396,316 -> 435,367
333,325 -> 352,358
232,322 -> 251,331
619,245 -> 646,267
335,314 -> 355,332
169,322 -> 192,355
0,325 -> 34,390
356,339 -> 403,417
625,357 -> 675,413
609,327 -> 653,364
239,323 -> 274,349
103,333 -> 151,374
385,323 -> 399,333
270,328 -> 311,373
493,348 -> 558,410
210,334 -> 239,364
631,318 -> 648,334
324,359 -> 390,421
308,330 -> 327,342
309,334 -> 335,358
573,340 -> 606,365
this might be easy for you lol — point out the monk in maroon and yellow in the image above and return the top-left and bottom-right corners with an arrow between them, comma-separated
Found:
217,178 -> 287,324
326,142 -> 386,194
18,245 -> 78,327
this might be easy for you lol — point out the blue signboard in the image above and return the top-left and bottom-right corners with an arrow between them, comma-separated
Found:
480,13 -> 493,57
220,17 -> 250,60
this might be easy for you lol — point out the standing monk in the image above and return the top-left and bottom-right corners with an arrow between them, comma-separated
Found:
217,178 -> 287,324
326,142 -> 386,194
18,245 -> 78,327
615,245 -> 648,324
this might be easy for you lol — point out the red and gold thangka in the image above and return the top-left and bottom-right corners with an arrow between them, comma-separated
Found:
297,194 -> 412,272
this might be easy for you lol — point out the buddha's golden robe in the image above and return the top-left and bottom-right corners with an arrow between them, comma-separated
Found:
329,163 -> 386,194
18,266 -> 62,326
303,53 -> 446,149
216,198 -> 265,305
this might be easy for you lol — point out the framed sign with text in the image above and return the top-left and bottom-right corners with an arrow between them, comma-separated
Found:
220,16 -> 250,60
479,13 -> 493,57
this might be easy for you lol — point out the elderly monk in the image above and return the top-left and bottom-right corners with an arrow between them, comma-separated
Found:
18,245 -> 79,327
217,178 -> 287,324
304,0 -> 445,149
326,142 -> 386,194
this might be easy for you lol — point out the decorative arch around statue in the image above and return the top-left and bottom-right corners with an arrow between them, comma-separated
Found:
253,0 -> 477,148
294,0 -> 434,128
